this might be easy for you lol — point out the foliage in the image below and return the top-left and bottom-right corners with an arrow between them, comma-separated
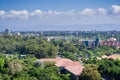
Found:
0,55 -> 70,80
34,61 -> 44,68
0,34 -> 120,80
0,59 -> 4,71
84,59 -> 120,80
79,64 -> 101,80
8,60 -> 23,75
0,35 -> 58,58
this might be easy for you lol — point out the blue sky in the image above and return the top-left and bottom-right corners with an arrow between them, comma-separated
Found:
1,0 -> 120,11
0,0 -> 120,31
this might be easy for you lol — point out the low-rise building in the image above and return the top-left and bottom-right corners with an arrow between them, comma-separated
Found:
100,41 -> 120,47
106,54 -> 120,60
37,58 -> 83,80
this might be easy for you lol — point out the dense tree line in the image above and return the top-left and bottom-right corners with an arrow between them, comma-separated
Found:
0,35 -> 58,58
40,31 -> 120,41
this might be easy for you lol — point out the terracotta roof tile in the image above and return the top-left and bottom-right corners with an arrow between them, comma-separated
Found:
55,59 -> 73,67
107,54 -> 120,60
65,65 -> 83,76
40,58 -> 62,63
39,58 -> 83,76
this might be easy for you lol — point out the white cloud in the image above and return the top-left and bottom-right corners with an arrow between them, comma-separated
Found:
47,10 -> 66,15
0,10 -> 7,18
0,5 -> 120,19
0,10 -> 7,16
31,9 -> 43,16
81,8 -> 107,15
97,8 -> 107,15
0,5 -> 120,27
8,10 -> 29,19
111,5 -> 120,14
81,8 -> 96,15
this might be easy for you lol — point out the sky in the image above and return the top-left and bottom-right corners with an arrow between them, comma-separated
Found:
0,0 -> 120,31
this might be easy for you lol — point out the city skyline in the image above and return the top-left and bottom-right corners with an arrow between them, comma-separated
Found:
0,0 -> 120,31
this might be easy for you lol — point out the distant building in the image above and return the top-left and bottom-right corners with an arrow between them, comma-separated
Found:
17,32 -> 21,36
5,28 -> 10,34
83,41 -> 89,47
107,38 -> 117,41
100,38 -> 120,47
82,36 -> 100,49
13,32 -> 21,36
95,36 -> 100,47
92,41 -> 95,49
82,37 -> 120,48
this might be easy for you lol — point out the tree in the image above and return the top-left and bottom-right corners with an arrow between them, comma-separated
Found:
2,74 -> 11,80
34,61 -> 44,68
8,60 -> 23,75
79,64 -> 101,80
0,59 -> 4,71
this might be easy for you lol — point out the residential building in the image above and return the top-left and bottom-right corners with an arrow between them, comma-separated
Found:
37,58 -> 83,80
106,54 -> 120,60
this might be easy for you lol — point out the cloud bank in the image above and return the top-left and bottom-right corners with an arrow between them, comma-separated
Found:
0,5 -> 120,31
111,5 -> 120,14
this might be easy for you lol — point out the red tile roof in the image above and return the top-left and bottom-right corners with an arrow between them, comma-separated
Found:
55,59 -> 73,67
65,65 -> 83,76
39,58 -> 83,76
107,54 -> 120,60
40,58 -> 62,63
100,41 -> 120,46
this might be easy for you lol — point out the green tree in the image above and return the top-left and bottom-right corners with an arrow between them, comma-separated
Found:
79,64 -> 101,80
8,60 -> 23,75
0,59 -> 4,71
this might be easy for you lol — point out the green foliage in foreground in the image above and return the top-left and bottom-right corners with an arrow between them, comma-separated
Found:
0,56 -> 70,80
79,64 -> 101,80
84,59 -> 120,80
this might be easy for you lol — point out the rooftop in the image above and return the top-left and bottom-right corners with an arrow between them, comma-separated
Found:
39,58 -> 83,76
107,54 -> 120,60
